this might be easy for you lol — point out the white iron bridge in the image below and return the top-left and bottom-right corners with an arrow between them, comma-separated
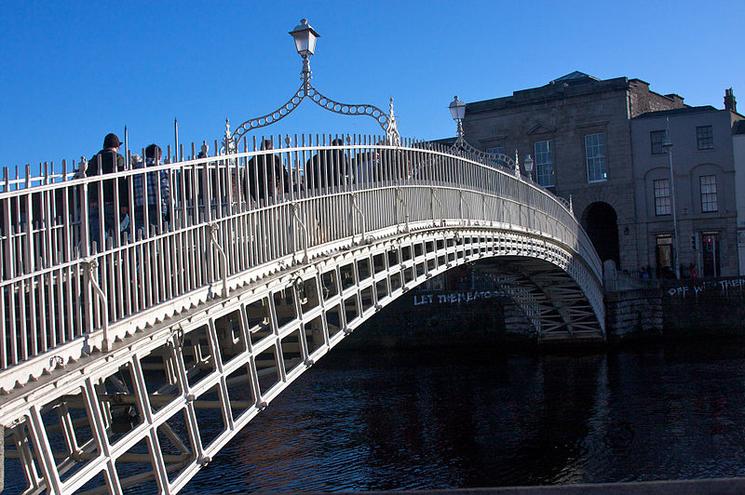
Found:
0,136 -> 605,494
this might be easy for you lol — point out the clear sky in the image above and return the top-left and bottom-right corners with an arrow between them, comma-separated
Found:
0,0 -> 743,171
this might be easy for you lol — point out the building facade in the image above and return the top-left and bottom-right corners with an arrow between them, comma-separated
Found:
462,72 -> 684,272
631,106 -> 743,277
732,120 -> 745,275
462,72 -> 744,277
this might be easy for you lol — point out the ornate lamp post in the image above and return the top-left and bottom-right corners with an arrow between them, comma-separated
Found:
225,19 -> 399,151
289,18 -> 320,86
290,18 -> 320,57
524,154 -> 534,181
449,96 -> 466,141
446,95 -> 517,173
663,121 -> 681,279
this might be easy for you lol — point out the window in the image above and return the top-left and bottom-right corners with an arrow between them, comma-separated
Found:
701,233 -> 720,277
533,140 -> 554,187
584,133 -> 607,182
650,130 -> 666,155
655,235 -> 674,275
696,126 -> 713,150
700,175 -> 717,212
653,179 -> 671,216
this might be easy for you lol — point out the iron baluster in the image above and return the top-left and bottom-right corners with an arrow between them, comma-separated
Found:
81,258 -> 110,352
291,202 -> 309,264
209,223 -> 229,298
351,193 -> 366,245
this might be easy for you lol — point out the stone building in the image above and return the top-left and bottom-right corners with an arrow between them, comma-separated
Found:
631,101 -> 744,277
461,72 -> 745,277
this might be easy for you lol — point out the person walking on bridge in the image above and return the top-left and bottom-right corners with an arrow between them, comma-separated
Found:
87,133 -> 127,248
133,144 -> 170,234
305,138 -> 352,192
246,139 -> 288,203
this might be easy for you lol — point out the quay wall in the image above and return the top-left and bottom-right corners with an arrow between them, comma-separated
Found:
660,277 -> 745,336
342,289 -> 530,350
344,269 -> 745,349
605,288 -> 663,341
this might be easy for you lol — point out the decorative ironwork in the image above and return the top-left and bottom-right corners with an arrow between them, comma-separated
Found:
230,19 -> 400,146
231,83 -> 396,144
450,134 -> 516,171
1,137 -> 604,495
447,95 -> 518,173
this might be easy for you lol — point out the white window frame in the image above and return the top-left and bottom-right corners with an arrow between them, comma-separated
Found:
585,132 -> 607,183
653,178 -> 671,216
650,130 -> 666,155
696,126 -> 714,150
700,175 -> 718,212
533,140 -> 554,187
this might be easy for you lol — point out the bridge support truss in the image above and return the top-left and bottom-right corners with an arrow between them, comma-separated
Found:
1,137 -> 607,494
2,225 -> 603,494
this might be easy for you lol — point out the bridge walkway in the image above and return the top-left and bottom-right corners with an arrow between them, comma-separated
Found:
0,136 -> 605,495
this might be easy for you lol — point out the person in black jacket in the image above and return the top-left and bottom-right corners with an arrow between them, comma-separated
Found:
88,133 -> 127,247
305,138 -> 352,191
246,139 -> 288,203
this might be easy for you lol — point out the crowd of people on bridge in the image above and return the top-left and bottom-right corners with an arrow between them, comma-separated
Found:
0,132 -> 402,251
0,130 -> 422,257
85,134 -> 171,246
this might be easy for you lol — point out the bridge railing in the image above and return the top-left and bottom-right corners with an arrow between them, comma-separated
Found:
0,135 -> 600,371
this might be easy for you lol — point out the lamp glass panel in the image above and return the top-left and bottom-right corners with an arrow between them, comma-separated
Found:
307,33 -> 317,55
449,101 -> 465,121
293,31 -> 310,55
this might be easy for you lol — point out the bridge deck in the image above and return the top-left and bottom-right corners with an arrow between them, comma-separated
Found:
1,136 -> 606,495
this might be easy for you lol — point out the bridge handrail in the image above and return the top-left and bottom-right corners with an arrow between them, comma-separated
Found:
0,135 -> 601,371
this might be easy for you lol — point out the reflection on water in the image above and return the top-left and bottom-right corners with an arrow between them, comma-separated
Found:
180,340 -> 745,493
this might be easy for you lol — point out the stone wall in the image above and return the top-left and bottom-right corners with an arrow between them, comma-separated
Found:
340,290 -> 535,350
606,277 -> 745,343
605,288 -> 664,341
661,277 -> 745,335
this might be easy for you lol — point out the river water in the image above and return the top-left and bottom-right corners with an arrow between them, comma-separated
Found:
182,339 -> 745,493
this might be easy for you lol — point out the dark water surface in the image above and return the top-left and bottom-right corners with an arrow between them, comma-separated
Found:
183,340 -> 745,493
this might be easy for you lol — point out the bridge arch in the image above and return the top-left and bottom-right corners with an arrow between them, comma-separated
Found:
0,138 -> 605,494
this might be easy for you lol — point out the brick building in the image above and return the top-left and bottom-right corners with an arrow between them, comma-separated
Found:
460,72 -> 745,276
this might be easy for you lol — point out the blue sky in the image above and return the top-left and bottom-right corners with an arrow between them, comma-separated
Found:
1,0 -> 743,170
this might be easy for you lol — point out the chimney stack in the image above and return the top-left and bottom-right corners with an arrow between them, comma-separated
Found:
724,88 -> 737,112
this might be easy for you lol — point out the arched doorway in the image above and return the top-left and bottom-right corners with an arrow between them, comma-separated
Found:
581,202 -> 620,267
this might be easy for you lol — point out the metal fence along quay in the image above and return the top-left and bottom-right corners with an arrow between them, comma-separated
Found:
0,134 -> 605,495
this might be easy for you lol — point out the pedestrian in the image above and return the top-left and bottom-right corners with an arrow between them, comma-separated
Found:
305,138 -> 351,191
87,133 -> 127,248
246,139 -> 287,203
689,262 -> 698,283
353,147 -> 380,185
133,144 -> 170,234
